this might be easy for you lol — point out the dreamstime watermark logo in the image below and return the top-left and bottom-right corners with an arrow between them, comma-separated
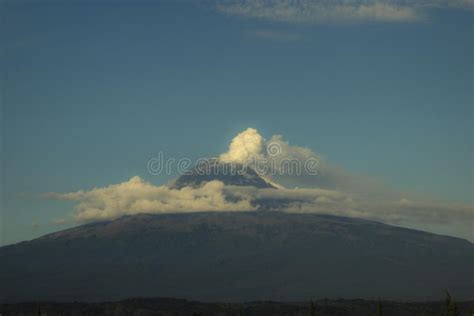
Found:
146,142 -> 319,177
266,141 -> 282,156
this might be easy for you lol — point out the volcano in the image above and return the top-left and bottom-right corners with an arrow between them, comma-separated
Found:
1,162 -> 473,303
172,159 -> 282,190
1,211 -> 473,303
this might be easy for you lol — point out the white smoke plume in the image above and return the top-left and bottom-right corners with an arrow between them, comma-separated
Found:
219,128 -> 264,164
217,129 -> 392,197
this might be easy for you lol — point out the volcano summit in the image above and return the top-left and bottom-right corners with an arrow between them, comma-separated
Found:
172,159 -> 283,190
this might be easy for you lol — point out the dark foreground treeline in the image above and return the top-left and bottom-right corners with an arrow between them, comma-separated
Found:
1,294 -> 473,316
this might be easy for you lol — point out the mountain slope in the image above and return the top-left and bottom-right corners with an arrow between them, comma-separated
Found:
172,160 -> 280,189
1,212 -> 473,302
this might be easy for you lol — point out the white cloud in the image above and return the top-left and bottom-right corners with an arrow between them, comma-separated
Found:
45,176 -> 255,222
215,0 -> 473,24
45,177 -> 474,240
226,185 -> 474,225
419,0 -> 474,9
216,0 -> 420,23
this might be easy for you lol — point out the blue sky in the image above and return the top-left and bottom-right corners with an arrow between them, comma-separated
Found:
1,0 -> 473,245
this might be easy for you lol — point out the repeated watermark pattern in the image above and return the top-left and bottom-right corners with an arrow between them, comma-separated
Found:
147,142 -> 319,177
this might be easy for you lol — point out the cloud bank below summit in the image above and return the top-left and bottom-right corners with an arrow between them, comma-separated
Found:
46,175 -> 473,240
45,128 -> 474,241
